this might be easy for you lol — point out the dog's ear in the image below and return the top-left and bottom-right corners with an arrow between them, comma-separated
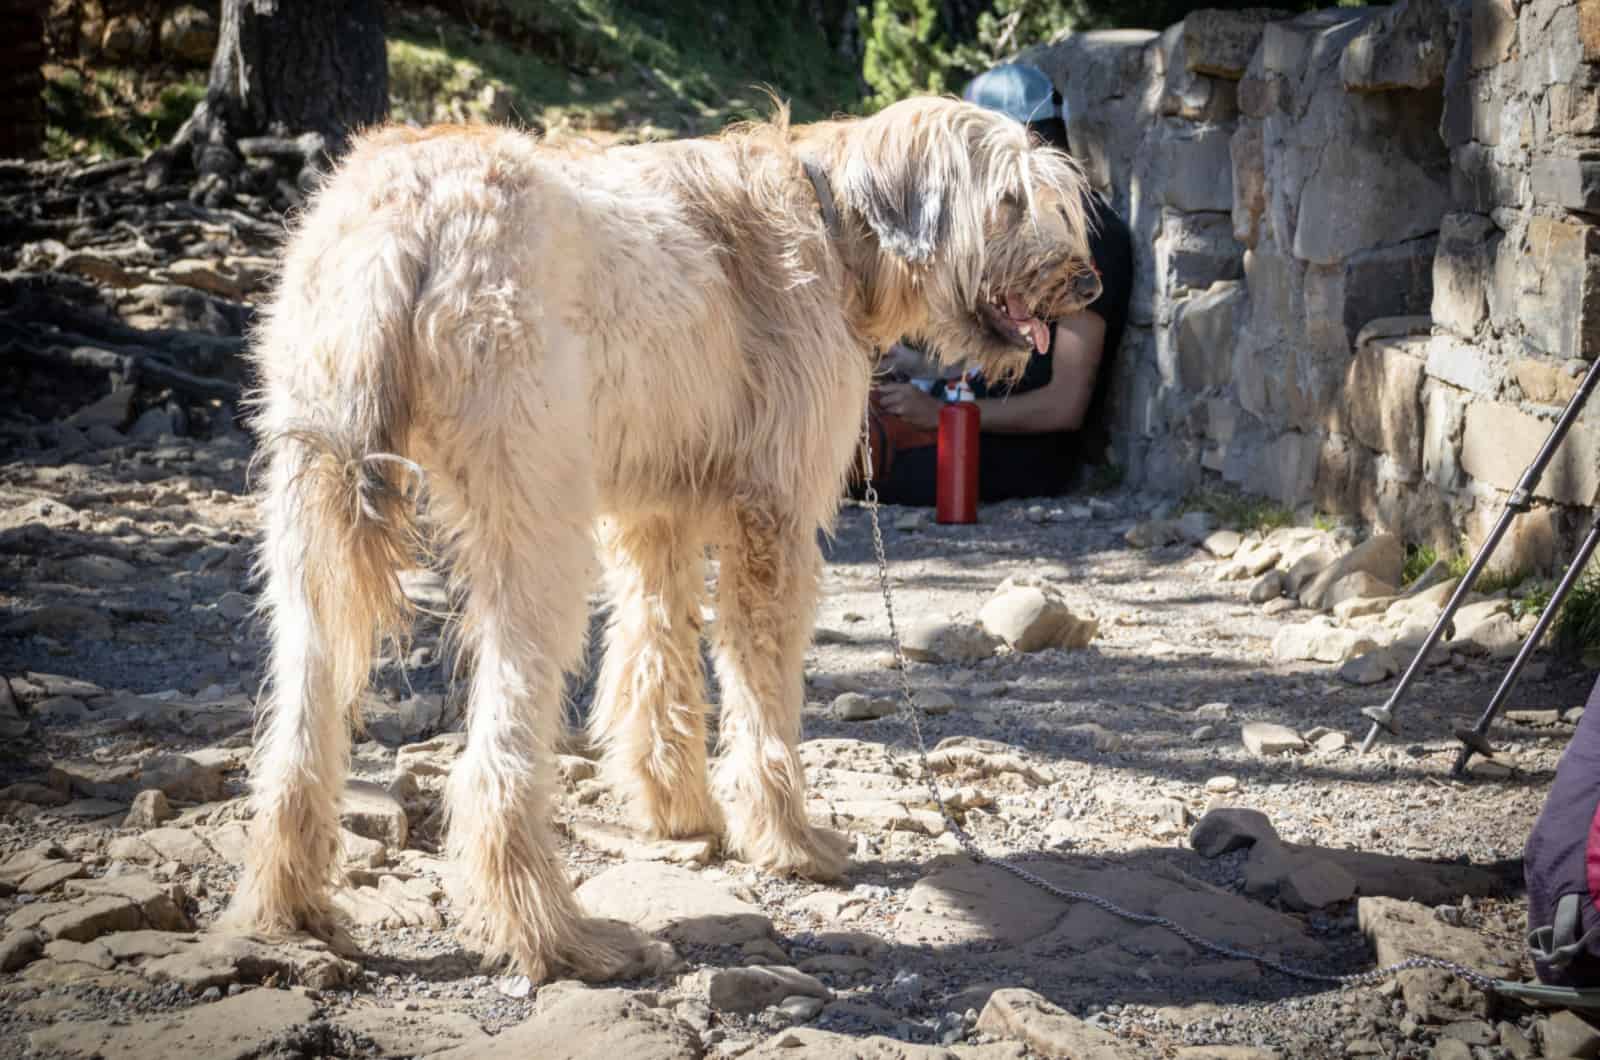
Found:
838,125 -> 953,265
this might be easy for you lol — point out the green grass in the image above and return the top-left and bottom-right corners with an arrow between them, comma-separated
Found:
1402,544 -> 1438,587
388,0 -> 861,140
43,64 -> 205,160
1178,486 -> 1295,534
1556,563 -> 1600,666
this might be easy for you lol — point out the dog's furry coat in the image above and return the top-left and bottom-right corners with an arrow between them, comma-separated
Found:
235,96 -> 1101,980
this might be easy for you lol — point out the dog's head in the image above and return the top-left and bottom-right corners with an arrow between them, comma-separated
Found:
828,96 -> 1100,382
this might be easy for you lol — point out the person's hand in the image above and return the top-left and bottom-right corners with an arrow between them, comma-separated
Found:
872,382 -> 943,430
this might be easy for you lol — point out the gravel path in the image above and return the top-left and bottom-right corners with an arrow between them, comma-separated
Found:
1,404 -> 1594,1058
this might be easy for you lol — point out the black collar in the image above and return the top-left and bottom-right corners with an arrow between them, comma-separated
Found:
802,158 -> 840,239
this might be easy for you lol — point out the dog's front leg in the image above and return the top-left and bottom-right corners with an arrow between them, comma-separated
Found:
710,502 -> 847,881
589,514 -> 723,842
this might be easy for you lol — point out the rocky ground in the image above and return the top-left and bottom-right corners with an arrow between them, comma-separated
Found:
4,156 -> 1600,1059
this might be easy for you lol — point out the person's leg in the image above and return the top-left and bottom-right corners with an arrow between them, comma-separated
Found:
976,432 -> 1076,502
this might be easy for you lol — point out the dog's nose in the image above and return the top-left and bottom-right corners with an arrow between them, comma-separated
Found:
1073,268 -> 1102,305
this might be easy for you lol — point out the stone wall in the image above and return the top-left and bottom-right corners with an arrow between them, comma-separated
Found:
1028,0 -> 1600,577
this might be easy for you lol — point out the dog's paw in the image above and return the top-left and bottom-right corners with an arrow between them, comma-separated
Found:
563,918 -> 679,982
740,824 -> 850,882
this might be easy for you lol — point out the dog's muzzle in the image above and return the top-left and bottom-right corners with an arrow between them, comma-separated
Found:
1073,268 -> 1102,306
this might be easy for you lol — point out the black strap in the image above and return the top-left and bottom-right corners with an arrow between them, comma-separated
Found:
802,158 -> 841,239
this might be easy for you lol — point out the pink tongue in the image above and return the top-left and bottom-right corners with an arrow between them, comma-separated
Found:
1004,294 -> 1049,354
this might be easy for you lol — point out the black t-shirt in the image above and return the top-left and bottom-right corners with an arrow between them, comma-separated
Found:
959,189 -> 1134,470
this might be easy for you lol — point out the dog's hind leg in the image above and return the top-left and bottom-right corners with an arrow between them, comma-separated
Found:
589,514 -> 722,842
710,501 -> 847,881
230,430 -> 414,943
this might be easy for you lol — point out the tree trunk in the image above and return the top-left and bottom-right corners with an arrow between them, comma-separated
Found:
0,0 -> 47,159
205,0 -> 388,154
151,0 -> 387,203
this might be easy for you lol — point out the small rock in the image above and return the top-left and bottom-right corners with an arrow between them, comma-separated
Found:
395,733 -> 466,779
1439,1020 -> 1496,1047
706,965 -> 830,1014
1272,621 -> 1379,664
901,618 -> 998,664
577,862 -> 770,947
498,974 -> 533,999
1313,731 -> 1349,753
1193,702 -> 1232,721
1300,534 -> 1404,611
833,692 -> 891,722
1063,722 -> 1124,753
1539,1011 -> 1600,1059
1472,759 -> 1513,780
1236,543 -> 1284,577
1324,571 -> 1399,611
124,790 -> 173,829
1204,776 -> 1240,794
1338,649 -> 1397,687
1190,807 -> 1279,858
139,754 -> 226,803
1241,722 -> 1307,757
59,554 -> 139,584
894,510 -> 928,532
1332,594 -> 1396,621
1262,597 -> 1297,616
1248,570 -> 1284,604
1278,857 -> 1357,911
977,988 -> 1136,1059
979,578 -> 1097,652
64,385 -> 136,430
1498,1020 -> 1535,1059
776,994 -> 825,1022
912,689 -> 956,716
1191,724 -> 1218,742
1203,529 -> 1243,558
340,779 -> 409,849
1126,519 -> 1182,548
0,929 -> 43,972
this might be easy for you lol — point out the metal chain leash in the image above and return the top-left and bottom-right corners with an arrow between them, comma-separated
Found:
853,407 -> 1503,997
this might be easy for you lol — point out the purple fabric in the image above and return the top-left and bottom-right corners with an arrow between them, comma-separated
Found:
1525,673 -> 1600,985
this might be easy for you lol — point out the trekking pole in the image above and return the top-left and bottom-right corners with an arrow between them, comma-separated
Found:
1359,355 -> 1600,755
1449,505 -> 1600,775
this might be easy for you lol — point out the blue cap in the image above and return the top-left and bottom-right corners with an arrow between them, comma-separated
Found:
962,63 -> 1064,125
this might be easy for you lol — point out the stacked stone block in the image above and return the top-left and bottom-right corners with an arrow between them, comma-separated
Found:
1030,0 -> 1600,576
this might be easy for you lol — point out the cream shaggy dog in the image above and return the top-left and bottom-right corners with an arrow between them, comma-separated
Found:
235,95 -> 1103,982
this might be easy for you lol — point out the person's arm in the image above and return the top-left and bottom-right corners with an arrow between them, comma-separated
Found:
974,312 -> 1106,434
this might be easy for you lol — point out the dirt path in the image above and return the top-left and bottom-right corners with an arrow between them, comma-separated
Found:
0,428 -> 1591,1057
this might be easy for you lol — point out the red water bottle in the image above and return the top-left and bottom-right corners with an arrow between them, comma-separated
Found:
936,378 -> 979,524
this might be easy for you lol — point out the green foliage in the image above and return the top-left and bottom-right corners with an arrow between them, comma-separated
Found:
43,65 -> 204,160
391,0 -> 861,139
1514,579 -> 1553,620
1178,486 -> 1294,534
1556,563 -> 1600,666
1402,544 -> 1438,587
858,0 -> 960,112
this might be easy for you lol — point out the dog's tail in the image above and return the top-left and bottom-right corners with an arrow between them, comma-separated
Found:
248,233 -> 428,738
